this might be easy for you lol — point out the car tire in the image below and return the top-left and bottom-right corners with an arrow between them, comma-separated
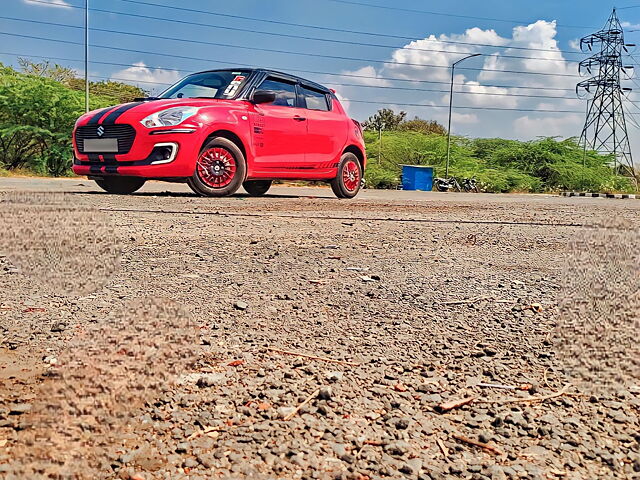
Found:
243,180 -> 272,196
94,176 -> 145,194
330,153 -> 362,199
187,137 -> 246,197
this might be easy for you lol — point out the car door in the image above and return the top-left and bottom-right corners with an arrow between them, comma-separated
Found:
299,85 -> 348,169
250,77 -> 308,169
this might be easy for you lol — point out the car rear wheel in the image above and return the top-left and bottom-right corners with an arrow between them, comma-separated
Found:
188,137 -> 246,197
331,153 -> 362,199
94,176 -> 145,195
243,180 -> 272,196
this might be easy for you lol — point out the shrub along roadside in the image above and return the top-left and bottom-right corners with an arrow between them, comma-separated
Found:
0,63 -> 122,176
363,131 -> 635,193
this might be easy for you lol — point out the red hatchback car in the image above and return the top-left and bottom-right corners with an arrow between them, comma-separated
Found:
72,69 -> 366,198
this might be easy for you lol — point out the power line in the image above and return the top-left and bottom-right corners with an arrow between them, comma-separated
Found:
3,60 -> 636,115
91,75 -> 169,86
0,30 -> 584,79
0,49 -> 579,93
346,100 -> 586,113
0,15 -> 586,65
0,49 -> 582,97
0,48 -> 583,101
323,0 -> 595,29
624,105 -> 640,129
90,74 -> 580,102
26,0 -> 589,57
112,0 -> 587,55
326,83 -> 581,100
100,73 -> 576,101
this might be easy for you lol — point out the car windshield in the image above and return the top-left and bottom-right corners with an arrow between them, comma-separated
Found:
159,71 -> 251,100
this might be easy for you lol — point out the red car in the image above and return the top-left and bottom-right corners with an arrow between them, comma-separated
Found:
72,69 -> 366,198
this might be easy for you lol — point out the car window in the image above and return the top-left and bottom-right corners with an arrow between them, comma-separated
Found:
258,78 -> 298,107
300,86 -> 330,111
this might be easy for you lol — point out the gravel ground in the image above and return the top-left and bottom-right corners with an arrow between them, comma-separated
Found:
0,178 -> 638,480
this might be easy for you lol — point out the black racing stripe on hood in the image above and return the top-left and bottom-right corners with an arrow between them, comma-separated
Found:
87,107 -> 116,125
100,102 -> 144,125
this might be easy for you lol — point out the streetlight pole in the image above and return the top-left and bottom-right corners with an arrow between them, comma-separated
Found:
84,0 -> 89,113
446,53 -> 482,178
378,125 -> 382,164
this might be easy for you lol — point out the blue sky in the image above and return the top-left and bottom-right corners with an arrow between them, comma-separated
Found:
2,0 -> 640,154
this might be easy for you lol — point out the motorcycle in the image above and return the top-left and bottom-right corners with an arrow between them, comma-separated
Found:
434,177 -> 461,192
462,177 -> 479,193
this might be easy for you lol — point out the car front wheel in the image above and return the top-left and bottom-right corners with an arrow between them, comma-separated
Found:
331,153 -> 362,199
187,137 -> 246,197
94,176 -> 145,194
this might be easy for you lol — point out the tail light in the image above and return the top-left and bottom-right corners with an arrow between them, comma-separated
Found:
352,119 -> 363,138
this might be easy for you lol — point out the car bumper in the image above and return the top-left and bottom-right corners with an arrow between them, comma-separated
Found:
72,125 -> 205,178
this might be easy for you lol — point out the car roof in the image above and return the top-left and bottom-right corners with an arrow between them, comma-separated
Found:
193,68 -> 332,95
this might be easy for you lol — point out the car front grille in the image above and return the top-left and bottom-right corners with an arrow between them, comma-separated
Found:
75,124 -> 136,154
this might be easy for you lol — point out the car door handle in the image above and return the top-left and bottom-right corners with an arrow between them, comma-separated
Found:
293,116 -> 307,122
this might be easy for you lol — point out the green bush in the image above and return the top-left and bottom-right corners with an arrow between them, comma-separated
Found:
364,162 -> 400,189
363,130 -> 636,193
0,63 -> 116,176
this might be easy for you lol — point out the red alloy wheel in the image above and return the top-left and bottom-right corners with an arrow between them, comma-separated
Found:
342,159 -> 361,192
196,147 -> 237,188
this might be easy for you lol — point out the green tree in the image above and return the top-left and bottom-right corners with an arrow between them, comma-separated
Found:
18,57 -> 76,85
67,78 -> 149,104
362,108 -> 407,131
0,63 -> 113,175
398,117 -> 447,136
89,80 -> 148,103
20,57 -> 148,103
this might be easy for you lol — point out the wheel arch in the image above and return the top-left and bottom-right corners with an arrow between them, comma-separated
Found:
342,145 -> 366,170
203,129 -> 248,163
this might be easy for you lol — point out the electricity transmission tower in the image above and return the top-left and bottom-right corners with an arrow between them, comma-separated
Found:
577,8 -> 635,177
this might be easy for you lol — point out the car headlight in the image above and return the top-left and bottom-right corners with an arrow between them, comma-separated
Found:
141,107 -> 199,128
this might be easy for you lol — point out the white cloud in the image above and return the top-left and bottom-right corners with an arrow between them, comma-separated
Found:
621,21 -> 640,29
513,114 -> 582,139
452,112 -> 479,124
382,29 -> 493,83
23,0 -> 71,7
110,62 -> 181,91
352,20 -> 580,114
333,91 -> 351,115
342,19 -> 600,148
569,39 -> 581,51
339,66 -> 391,87
456,81 -> 518,108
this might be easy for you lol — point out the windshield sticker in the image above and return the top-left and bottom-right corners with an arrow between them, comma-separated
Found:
223,76 -> 246,97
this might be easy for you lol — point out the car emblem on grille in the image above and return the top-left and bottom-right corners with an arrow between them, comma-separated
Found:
97,126 -> 105,137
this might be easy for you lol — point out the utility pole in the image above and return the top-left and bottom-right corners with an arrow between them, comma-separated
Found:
378,125 -> 382,164
577,8 -> 635,177
84,0 -> 89,112
446,53 -> 481,178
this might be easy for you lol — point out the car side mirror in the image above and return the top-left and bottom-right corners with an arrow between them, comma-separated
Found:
252,90 -> 277,105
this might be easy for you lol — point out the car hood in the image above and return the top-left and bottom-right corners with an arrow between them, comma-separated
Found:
77,98 -> 245,126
